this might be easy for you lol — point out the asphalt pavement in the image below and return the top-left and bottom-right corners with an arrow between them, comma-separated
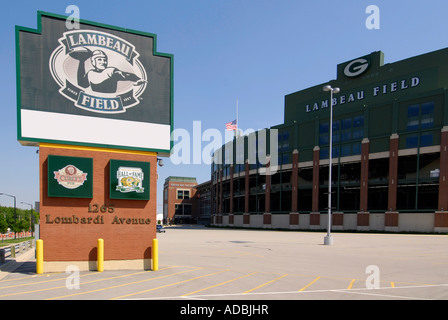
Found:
0,226 -> 447,303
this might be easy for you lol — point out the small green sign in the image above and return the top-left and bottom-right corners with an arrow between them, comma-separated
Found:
47,155 -> 93,198
110,159 -> 150,200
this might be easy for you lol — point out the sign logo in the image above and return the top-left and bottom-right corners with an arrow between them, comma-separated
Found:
116,167 -> 144,193
344,58 -> 370,77
49,30 -> 148,114
54,165 -> 88,189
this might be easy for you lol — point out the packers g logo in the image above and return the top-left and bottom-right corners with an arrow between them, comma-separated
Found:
344,58 -> 370,78
49,30 -> 148,114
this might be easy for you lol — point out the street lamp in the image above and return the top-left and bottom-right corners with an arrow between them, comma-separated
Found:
21,202 -> 34,232
0,193 -> 17,239
322,85 -> 340,246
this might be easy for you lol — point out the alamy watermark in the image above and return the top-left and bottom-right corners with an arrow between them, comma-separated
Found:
170,121 -> 279,175
65,265 -> 80,290
365,5 -> 380,30
365,265 -> 380,289
65,5 -> 80,30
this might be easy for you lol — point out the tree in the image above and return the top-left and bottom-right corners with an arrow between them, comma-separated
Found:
0,206 -> 38,234
0,213 -> 7,234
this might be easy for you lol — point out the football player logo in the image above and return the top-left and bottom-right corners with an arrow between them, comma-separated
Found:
70,48 -> 146,94
49,30 -> 148,114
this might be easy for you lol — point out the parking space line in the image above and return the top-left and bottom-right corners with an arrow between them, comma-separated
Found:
47,267 -> 202,300
347,279 -> 356,289
6,268 -> 170,299
298,276 -> 320,292
243,274 -> 288,294
112,269 -> 229,300
181,271 -> 258,297
175,283 -> 448,300
334,289 -> 434,300
0,272 -> 99,290
0,272 -> 63,283
0,281 -> 71,298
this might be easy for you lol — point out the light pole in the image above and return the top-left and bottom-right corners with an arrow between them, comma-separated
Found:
21,202 -> 34,233
322,85 -> 340,246
0,193 -> 17,239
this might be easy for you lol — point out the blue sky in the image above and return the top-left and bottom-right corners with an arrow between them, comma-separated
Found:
1,0 -> 448,211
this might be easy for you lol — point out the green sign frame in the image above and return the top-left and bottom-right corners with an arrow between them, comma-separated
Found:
109,159 -> 150,200
47,155 -> 93,198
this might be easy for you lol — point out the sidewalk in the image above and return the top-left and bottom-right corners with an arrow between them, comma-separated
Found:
0,249 -> 36,280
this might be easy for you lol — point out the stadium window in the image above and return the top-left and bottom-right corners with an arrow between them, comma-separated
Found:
352,142 -> 361,155
421,102 -> 434,129
320,148 -> 329,160
420,133 -> 433,147
352,116 -> 364,139
282,131 -> 290,152
341,144 -> 351,157
319,115 -> 364,159
177,189 -> 190,199
341,119 -> 352,141
332,120 -> 340,143
406,135 -> 418,149
319,123 -> 329,145
406,101 -> 435,131
282,154 -> 291,164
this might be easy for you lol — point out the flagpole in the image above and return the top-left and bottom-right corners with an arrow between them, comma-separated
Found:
236,98 -> 238,138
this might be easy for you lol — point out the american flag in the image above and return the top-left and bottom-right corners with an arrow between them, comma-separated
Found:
225,119 -> 237,131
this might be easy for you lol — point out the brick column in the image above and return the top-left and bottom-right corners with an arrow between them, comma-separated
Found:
244,160 -> 249,213
435,127 -> 448,232
244,160 -> 250,225
219,169 -> 223,214
291,149 -> 299,213
265,158 -> 271,213
263,158 -> 272,226
229,165 -> 234,226
211,169 -> 215,219
357,138 -> 370,229
312,146 -> 320,213
311,146 -> 320,227
332,212 -> 344,230
360,138 -> 369,212
290,149 -> 299,226
438,127 -> 448,211
386,133 -> 399,231
388,134 -> 399,212
385,212 -> 399,232
229,165 -> 234,214
214,173 -> 219,217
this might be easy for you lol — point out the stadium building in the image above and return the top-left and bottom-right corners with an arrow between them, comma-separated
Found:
163,176 -> 211,225
210,48 -> 448,233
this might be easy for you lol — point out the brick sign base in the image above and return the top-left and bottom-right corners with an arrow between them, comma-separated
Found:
39,143 -> 157,272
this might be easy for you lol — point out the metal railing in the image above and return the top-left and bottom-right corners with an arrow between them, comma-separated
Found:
0,240 -> 34,263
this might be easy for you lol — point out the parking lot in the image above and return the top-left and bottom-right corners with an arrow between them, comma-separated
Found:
0,226 -> 447,302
